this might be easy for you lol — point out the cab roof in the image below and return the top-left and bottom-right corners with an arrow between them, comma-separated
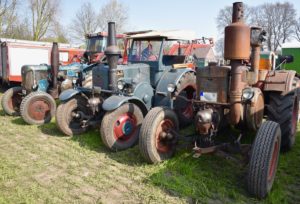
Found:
127,30 -> 196,41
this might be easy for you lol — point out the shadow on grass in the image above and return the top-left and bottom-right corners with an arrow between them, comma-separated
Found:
38,122 -> 67,137
11,117 -> 29,126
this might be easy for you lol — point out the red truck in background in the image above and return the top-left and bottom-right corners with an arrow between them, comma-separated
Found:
0,38 -> 84,85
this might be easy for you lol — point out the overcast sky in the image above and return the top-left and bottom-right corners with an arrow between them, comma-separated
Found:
61,0 -> 300,41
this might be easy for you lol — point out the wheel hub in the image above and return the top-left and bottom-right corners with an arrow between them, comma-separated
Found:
28,100 -> 51,120
156,119 -> 175,153
114,113 -> 137,141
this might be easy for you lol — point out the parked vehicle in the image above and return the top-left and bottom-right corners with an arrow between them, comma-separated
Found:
55,22 -> 205,152
0,38 -> 84,85
139,2 -> 299,199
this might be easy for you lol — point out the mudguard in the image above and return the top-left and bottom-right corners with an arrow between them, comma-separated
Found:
154,68 -> 195,107
59,87 -> 92,102
102,95 -> 148,114
264,70 -> 297,94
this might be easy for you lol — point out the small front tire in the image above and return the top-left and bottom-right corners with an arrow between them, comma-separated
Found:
20,91 -> 56,125
139,107 -> 179,164
247,121 -> 281,199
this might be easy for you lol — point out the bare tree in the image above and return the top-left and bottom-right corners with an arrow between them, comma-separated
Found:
294,17 -> 300,42
28,0 -> 60,41
251,2 -> 296,51
0,0 -> 18,35
97,0 -> 128,33
69,2 -> 99,43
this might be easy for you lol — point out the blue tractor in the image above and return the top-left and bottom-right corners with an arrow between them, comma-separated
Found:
1,43 -> 95,125
56,22 -> 197,151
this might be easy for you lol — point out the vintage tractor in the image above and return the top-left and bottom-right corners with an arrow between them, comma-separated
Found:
139,2 -> 299,198
1,43 -> 94,125
55,22 -> 199,151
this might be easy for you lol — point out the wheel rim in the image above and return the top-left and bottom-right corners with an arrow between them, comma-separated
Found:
177,85 -> 195,119
155,119 -> 176,153
268,137 -> 279,182
28,99 -> 51,121
113,113 -> 137,141
291,97 -> 298,136
8,91 -> 22,111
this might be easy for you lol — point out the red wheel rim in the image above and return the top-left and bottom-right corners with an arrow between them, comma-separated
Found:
178,85 -> 196,119
113,113 -> 137,141
155,119 -> 175,153
268,138 -> 279,182
291,98 -> 298,136
28,99 -> 51,121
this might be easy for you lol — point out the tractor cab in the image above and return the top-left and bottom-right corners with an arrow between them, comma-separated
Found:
84,32 -> 125,64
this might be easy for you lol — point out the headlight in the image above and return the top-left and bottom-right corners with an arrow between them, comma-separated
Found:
242,88 -> 254,100
167,84 -> 176,93
117,80 -> 125,90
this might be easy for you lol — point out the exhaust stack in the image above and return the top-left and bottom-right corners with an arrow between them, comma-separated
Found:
105,22 -> 121,91
51,42 -> 59,89
224,2 -> 250,125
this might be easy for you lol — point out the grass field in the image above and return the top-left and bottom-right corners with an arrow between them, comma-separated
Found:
0,93 -> 300,204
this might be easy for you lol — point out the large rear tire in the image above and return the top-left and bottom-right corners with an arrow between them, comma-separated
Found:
139,107 -> 179,164
1,86 -> 23,116
247,121 -> 281,199
174,72 -> 196,127
100,103 -> 143,151
20,91 -> 56,125
55,96 -> 92,136
267,90 -> 299,151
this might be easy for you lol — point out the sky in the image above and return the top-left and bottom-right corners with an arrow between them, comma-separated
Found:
61,0 -> 300,41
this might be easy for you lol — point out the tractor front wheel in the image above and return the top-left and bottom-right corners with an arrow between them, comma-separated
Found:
100,103 -> 143,151
55,97 -> 93,136
1,86 -> 23,116
20,91 -> 56,125
139,107 -> 179,164
247,121 -> 281,199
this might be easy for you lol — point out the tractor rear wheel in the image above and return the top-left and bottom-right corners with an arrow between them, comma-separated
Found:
139,107 -> 179,164
55,96 -> 92,136
267,90 -> 299,151
1,86 -> 23,116
174,72 -> 196,127
247,121 -> 281,199
100,103 -> 143,151
20,91 -> 56,125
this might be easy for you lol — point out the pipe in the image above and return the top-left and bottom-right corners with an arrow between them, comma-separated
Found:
232,2 -> 244,23
105,22 -> 121,91
51,42 -> 59,89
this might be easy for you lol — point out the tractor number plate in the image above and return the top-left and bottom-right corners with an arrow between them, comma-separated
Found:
200,92 -> 217,102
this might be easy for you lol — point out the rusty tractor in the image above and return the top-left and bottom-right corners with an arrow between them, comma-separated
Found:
139,2 -> 299,198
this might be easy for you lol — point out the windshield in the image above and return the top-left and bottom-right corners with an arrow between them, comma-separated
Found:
128,39 -> 162,62
128,39 -> 191,62
86,36 -> 124,53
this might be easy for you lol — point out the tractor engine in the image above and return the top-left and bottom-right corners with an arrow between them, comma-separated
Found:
21,64 -> 51,94
194,2 -> 265,142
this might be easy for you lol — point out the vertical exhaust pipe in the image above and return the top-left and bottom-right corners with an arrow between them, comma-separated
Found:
51,42 -> 59,89
224,2 -> 250,125
105,22 -> 121,91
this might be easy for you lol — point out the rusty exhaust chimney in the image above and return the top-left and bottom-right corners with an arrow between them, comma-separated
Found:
224,2 -> 250,125
105,22 -> 121,91
51,42 -> 59,90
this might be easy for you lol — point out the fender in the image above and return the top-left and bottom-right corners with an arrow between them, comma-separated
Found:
102,95 -> 148,115
264,70 -> 297,94
154,68 -> 195,107
155,68 -> 195,94
59,87 -> 92,102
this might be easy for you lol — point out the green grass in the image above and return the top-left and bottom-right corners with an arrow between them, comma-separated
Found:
0,92 -> 299,203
